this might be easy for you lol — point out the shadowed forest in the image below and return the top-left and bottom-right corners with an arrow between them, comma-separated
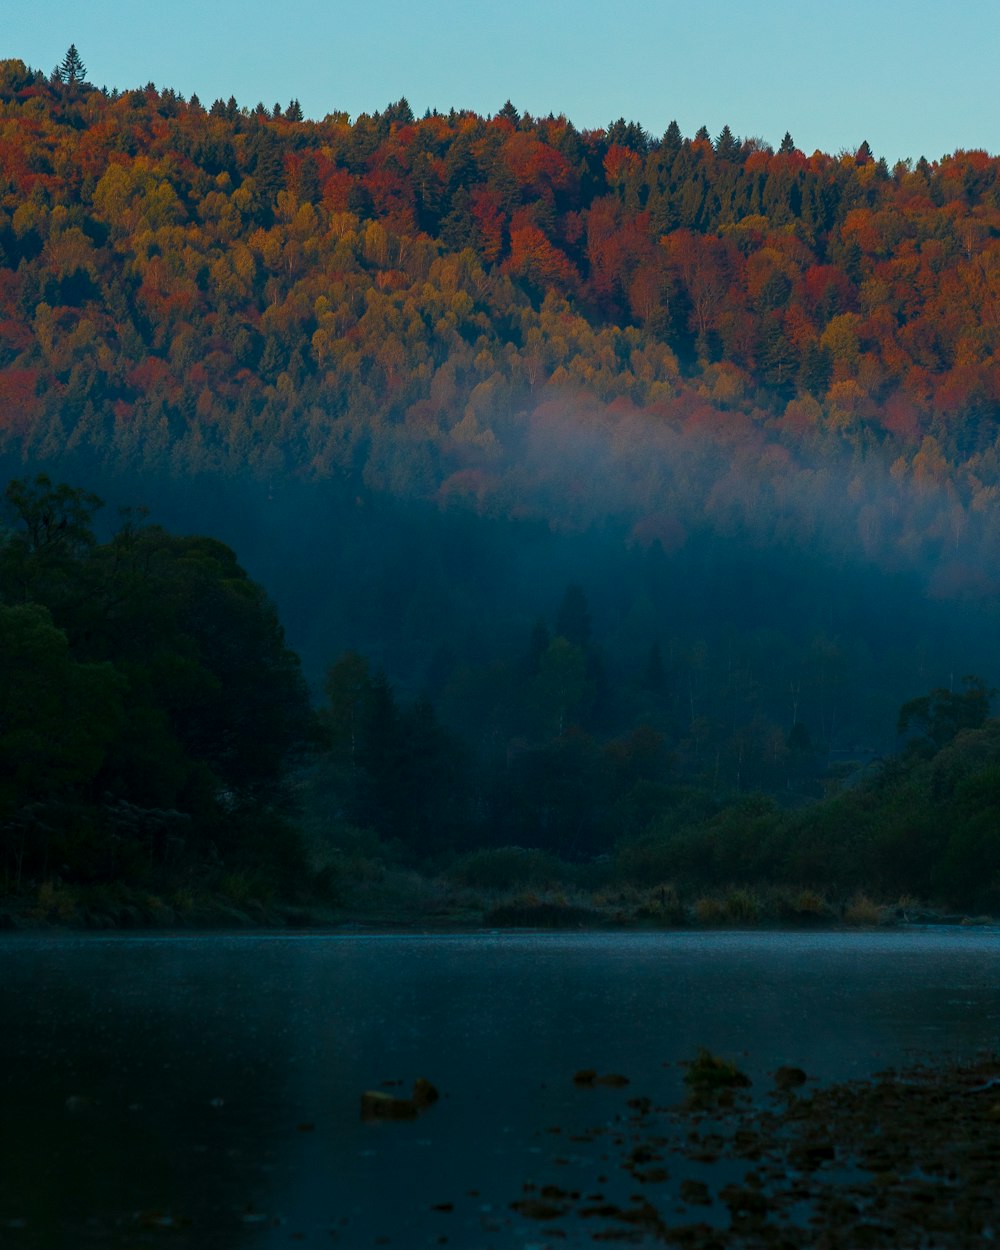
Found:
2,51 -> 1000,922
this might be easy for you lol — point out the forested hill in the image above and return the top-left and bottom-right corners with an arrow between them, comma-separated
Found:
3,54 -> 1000,914
2,55 -> 1000,549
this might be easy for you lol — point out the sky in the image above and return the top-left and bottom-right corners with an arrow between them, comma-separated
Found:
5,0 -> 998,164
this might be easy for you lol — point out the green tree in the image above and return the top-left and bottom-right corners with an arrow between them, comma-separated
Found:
715,125 -> 741,162
55,45 -> 86,87
898,677 -> 995,753
0,603 -> 123,810
0,477 -> 103,633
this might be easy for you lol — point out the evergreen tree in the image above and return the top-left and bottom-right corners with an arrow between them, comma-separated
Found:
662,120 -> 683,153
606,117 -> 649,154
715,124 -> 741,162
55,44 -> 86,87
383,97 -> 414,127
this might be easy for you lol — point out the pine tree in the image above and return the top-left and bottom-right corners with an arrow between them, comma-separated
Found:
715,124 -> 741,162
55,44 -> 86,87
662,120 -> 683,153
286,98 -> 303,122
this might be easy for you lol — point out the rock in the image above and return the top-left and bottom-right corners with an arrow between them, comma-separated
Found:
360,1076 -> 439,1120
510,1198 -> 567,1219
360,1090 -> 418,1121
411,1077 -> 439,1108
789,1137 -> 835,1170
680,1179 -> 711,1205
774,1065 -> 808,1090
683,1048 -> 751,1092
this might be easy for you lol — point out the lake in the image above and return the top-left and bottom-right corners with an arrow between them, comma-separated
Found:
1,928 -> 998,1248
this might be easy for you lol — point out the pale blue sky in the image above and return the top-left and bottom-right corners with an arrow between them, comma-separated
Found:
5,1 -> 996,163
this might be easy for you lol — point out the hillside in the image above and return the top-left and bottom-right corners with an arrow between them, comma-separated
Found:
1,59 -> 999,517
1,55 -> 1000,915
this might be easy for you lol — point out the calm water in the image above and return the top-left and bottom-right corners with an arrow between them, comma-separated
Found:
1,928 -> 999,1248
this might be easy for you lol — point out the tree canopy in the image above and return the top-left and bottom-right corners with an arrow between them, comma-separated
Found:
0,476 -> 313,888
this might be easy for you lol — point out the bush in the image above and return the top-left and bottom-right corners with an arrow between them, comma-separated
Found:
724,887 -> 761,924
843,893 -> 882,926
446,846 -> 569,891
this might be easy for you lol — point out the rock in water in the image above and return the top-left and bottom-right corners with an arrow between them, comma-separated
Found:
774,1065 -> 808,1091
411,1077 -> 439,1108
360,1090 -> 418,1121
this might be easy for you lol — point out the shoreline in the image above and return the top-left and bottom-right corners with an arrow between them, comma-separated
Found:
505,1051 -> 1000,1248
2,888 -> 997,935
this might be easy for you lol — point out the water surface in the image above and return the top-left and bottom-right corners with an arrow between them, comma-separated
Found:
1,929 -> 998,1247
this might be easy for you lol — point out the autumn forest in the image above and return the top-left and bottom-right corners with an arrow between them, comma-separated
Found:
2,51 -> 1000,921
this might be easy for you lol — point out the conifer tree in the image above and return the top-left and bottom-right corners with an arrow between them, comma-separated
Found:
55,44 -> 86,87
715,124 -> 741,161
663,120 -> 683,152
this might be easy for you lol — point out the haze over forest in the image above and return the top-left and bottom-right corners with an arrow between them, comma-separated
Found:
2,48 -> 1000,916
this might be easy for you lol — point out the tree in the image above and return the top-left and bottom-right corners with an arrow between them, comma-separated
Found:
0,487 -> 313,818
898,678 -> 995,753
324,651 -> 374,769
0,603 -> 123,812
55,45 -> 86,87
662,120 -> 683,153
715,125 -> 741,162
555,583 -> 591,648
0,476 -> 102,611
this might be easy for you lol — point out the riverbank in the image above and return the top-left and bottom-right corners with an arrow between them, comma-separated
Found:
2,873 -> 996,933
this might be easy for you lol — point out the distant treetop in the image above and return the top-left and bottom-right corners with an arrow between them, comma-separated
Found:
54,44 -> 86,87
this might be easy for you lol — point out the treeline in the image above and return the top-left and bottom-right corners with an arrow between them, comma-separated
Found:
315,651 -> 1000,911
615,677 -> 1000,911
2,475 -> 997,915
0,55 -> 999,569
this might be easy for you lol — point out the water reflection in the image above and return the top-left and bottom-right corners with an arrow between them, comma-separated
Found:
1,930 -> 998,1248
